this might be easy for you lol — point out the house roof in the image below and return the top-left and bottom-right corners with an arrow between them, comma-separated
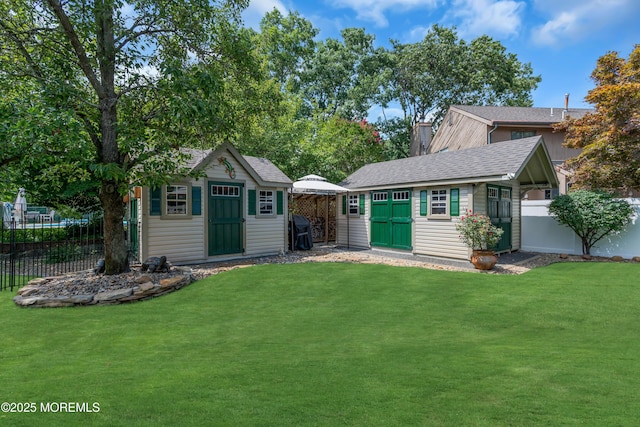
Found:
340,136 -> 558,190
182,144 -> 292,186
244,155 -> 293,185
452,105 -> 592,126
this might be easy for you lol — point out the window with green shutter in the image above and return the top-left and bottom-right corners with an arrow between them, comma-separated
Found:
150,187 -> 161,215
248,189 -> 256,215
420,190 -> 427,216
277,191 -> 284,215
192,186 -> 202,215
450,188 -> 459,216
359,194 -> 365,215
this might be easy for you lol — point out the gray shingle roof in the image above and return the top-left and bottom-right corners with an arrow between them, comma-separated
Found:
181,148 -> 213,170
180,146 -> 292,186
244,155 -> 293,185
453,105 -> 592,124
340,136 -> 544,190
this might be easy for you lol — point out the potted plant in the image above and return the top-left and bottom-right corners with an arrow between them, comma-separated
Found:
456,210 -> 504,270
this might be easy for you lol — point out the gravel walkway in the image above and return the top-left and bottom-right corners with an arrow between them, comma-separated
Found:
188,246 -> 586,279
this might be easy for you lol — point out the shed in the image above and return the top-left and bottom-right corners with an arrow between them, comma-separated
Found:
132,143 -> 293,264
337,136 -> 558,260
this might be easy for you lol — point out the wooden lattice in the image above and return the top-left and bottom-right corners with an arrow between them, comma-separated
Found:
291,194 -> 337,242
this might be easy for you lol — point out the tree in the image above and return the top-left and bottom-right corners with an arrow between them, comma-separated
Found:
385,25 -> 540,127
1,0 -> 254,274
299,28 -> 387,120
548,190 -> 634,256
555,45 -> 640,193
299,116 -> 384,183
257,9 -> 318,92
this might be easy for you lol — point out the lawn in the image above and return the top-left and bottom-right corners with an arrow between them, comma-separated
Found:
1,262 -> 640,426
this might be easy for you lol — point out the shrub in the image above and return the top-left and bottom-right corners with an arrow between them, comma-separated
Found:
456,211 -> 504,251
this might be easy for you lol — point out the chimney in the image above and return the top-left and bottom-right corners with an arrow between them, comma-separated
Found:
410,117 -> 432,156
564,93 -> 569,111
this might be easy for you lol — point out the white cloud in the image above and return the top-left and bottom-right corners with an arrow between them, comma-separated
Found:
447,0 -> 525,39
329,0 -> 440,28
531,0 -> 640,47
242,0 -> 288,30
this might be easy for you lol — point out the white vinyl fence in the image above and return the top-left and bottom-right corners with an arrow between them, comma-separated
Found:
521,199 -> 640,258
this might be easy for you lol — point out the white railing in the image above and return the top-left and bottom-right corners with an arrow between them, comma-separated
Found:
521,199 -> 640,258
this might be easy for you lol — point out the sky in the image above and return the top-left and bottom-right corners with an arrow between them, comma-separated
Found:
241,0 -> 640,119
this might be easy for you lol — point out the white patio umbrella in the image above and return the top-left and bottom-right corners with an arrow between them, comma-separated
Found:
292,174 -> 349,194
14,187 -> 27,224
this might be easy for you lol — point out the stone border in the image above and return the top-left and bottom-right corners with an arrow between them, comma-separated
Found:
13,267 -> 194,308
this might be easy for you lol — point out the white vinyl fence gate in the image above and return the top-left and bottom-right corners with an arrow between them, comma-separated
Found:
521,199 -> 640,258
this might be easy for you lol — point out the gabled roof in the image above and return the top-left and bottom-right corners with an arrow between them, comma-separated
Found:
244,155 -> 293,185
340,136 -> 558,190
183,143 -> 292,186
452,105 -> 592,126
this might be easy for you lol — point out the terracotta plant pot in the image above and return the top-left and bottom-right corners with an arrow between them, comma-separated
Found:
471,250 -> 498,270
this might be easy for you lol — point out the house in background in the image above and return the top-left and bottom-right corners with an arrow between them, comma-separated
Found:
337,136 -> 558,260
132,143 -> 292,264
423,101 -> 592,200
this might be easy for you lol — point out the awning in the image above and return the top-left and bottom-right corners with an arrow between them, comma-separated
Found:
292,174 -> 349,194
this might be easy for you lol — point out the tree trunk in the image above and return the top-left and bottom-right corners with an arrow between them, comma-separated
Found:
100,181 -> 129,274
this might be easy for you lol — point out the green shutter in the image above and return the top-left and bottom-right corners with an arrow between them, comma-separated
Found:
342,195 -> 347,215
150,187 -> 161,216
277,191 -> 284,215
192,186 -> 201,215
450,188 -> 460,216
420,190 -> 427,216
359,194 -> 365,215
248,189 -> 256,215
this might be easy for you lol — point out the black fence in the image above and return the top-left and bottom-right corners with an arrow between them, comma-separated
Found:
1,216 -> 106,292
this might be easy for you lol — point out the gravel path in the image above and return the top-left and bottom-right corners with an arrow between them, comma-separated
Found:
188,246 -> 585,279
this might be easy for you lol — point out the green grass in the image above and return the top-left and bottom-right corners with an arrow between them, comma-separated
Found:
1,262 -> 640,426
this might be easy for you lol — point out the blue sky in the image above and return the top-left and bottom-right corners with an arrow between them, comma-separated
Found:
242,0 -> 640,117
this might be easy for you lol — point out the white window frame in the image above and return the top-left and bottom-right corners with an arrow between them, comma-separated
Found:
165,184 -> 188,216
259,190 -> 275,216
393,190 -> 410,201
428,188 -> 449,219
372,192 -> 388,202
211,185 -> 240,197
348,194 -> 360,216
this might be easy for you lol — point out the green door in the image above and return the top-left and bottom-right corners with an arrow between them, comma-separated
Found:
370,191 -> 391,247
487,185 -> 512,252
370,189 -> 412,250
208,182 -> 244,256
128,197 -> 139,259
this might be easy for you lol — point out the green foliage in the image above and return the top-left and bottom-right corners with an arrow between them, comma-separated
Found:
376,116 -> 412,160
44,244 -> 83,264
386,25 -> 540,127
456,211 -> 504,250
301,117 -> 384,183
1,227 -> 67,243
548,190 -> 634,255
556,45 -> 640,192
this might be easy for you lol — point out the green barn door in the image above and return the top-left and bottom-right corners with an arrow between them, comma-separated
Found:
370,189 -> 412,250
487,185 -> 512,252
370,191 -> 390,247
208,182 -> 244,256
390,190 -> 412,249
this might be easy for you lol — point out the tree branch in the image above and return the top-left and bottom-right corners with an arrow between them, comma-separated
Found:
46,0 -> 105,98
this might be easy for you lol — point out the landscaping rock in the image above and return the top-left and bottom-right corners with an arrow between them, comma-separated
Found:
633,256 -> 640,263
12,265 -> 194,308
611,256 -> 625,262
94,288 -> 133,302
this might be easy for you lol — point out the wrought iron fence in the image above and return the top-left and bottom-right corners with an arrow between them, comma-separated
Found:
0,215 -> 106,292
